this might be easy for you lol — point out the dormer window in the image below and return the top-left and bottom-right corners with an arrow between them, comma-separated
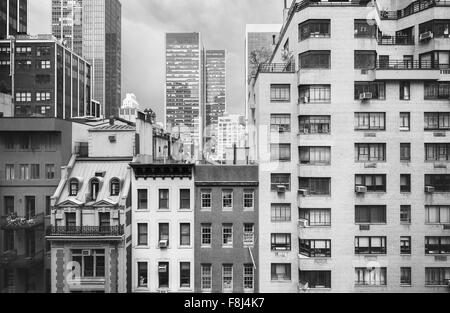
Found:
110,178 -> 120,196
90,178 -> 100,201
69,179 -> 79,196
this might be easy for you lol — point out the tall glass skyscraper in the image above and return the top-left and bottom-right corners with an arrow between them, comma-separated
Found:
52,0 -> 122,118
0,0 -> 28,39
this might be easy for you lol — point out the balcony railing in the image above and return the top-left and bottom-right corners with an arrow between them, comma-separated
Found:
1,250 -> 44,269
0,213 -> 45,230
297,0 -> 373,11
377,35 -> 414,45
257,62 -> 295,74
376,60 -> 439,70
47,226 -> 124,237
378,0 -> 450,20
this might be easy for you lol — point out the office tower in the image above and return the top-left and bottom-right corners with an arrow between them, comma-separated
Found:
119,93 -> 139,123
0,34 -> 92,119
204,49 -> 226,157
52,0 -> 122,118
245,24 -> 281,121
217,114 -> 246,161
51,0 -> 83,56
248,0 -> 450,293
0,0 -> 28,39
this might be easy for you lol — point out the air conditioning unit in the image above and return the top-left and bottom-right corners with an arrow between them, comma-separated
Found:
419,31 -> 433,42
359,92 -> 373,101
425,186 -> 435,193
277,185 -> 287,194
302,128 -> 310,135
158,265 -> 167,273
278,126 -> 287,133
82,250 -> 91,256
361,69 -> 369,75
360,225 -> 370,231
159,240 -> 168,249
301,97 -> 309,104
298,219 -> 309,228
298,189 -> 310,196
355,186 -> 368,194
108,135 -> 117,143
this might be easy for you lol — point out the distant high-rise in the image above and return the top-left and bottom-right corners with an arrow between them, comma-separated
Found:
0,0 -> 28,39
52,0 -> 122,118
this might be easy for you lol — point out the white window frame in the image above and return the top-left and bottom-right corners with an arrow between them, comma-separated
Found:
201,224 -> 212,248
222,265 -> 233,293
222,224 -> 233,248
243,265 -> 254,292
201,191 -> 212,211
201,264 -> 212,292
243,191 -> 254,211
222,190 -> 233,211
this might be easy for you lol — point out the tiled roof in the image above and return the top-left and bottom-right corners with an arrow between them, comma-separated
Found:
89,124 -> 136,132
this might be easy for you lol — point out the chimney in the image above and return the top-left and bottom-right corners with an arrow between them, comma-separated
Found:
109,116 -> 115,126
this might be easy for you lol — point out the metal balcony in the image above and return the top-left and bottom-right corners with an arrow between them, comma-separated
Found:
377,35 -> 414,45
0,213 -> 45,231
47,226 -> 124,238
378,0 -> 450,20
257,62 -> 295,74
375,60 -> 440,80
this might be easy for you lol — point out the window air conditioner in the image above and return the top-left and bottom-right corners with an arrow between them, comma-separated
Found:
159,240 -> 168,249
355,186 -> 368,194
277,185 -> 287,193
158,265 -> 167,273
302,128 -> 310,134
298,219 -> 309,228
108,135 -> 117,143
301,97 -> 309,104
279,126 -> 286,133
298,189 -> 309,196
419,31 -> 433,42
82,250 -> 91,256
359,92 -> 373,101
360,225 -> 370,231
425,186 -> 435,193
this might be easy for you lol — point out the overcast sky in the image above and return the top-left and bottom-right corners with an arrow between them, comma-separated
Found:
29,0 -> 284,122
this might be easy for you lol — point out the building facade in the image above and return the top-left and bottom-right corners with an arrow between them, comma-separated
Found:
0,35 -> 92,119
0,117 -> 90,293
217,114 -> 246,162
194,165 -> 259,293
52,0 -> 122,118
248,0 -> 450,293
119,93 -> 139,124
0,0 -> 28,40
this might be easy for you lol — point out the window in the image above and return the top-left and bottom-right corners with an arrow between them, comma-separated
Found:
159,189 -> 169,210
201,224 -> 212,247
355,206 -> 387,224
426,206 -> 450,224
299,19 -> 330,41
71,249 -> 105,278
4,137 -> 15,151
355,237 -> 387,255
201,190 -> 212,210
243,224 -> 255,246
355,143 -> 386,162
299,208 -> 331,227
299,115 -> 331,134
299,85 -> 331,104
299,51 -> 331,69
400,144 -> 411,162
137,262 -> 148,288
355,51 -> 377,69
222,265 -> 233,292
99,213 -> 110,230
299,271 -> 331,288
19,164 -> 30,180
45,164 -> 55,180
180,223 -> 190,246
36,92 -> 51,102
354,113 -> 386,131
243,190 -> 254,210
400,81 -> 411,100
401,267 -> 412,286
271,234 -> 291,251
270,144 -> 291,162
270,84 -> 290,102
25,196 -> 35,219
424,82 -> 450,99
201,264 -> 212,291
137,224 -> 148,246
355,175 -> 386,192
243,265 -> 254,291
5,164 -> 14,180
354,82 -> 386,100
425,237 -> 450,255
159,223 -> 170,247
400,236 -> 412,255
355,267 -> 387,286
158,262 -> 169,289
299,240 -> 331,258
425,144 -> 450,162
271,264 -> 291,281
40,60 -> 51,69
179,189 -> 190,210
180,262 -> 191,288
109,179 -> 120,196
271,174 -> 291,191
90,179 -> 100,201
425,175 -> 450,192
4,230 -> 14,251
400,174 -> 411,193
4,196 -> 14,215
45,196 -> 51,216
354,19 -> 377,38
69,179 -> 79,197
30,164 -> 40,180
299,177 -> 331,196
299,146 -> 331,165
400,205 -> 412,224
424,112 -> 450,131
222,190 -> 233,210
420,20 -> 450,38
18,135 -> 30,150
425,268 -> 450,286
137,189 -> 148,210
271,204 -> 291,222
222,224 -> 233,248
400,112 -> 410,131
270,114 -> 291,132
15,92 -> 32,102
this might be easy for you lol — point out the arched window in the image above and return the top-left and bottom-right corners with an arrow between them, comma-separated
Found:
110,178 -> 120,196
90,178 -> 100,201
69,179 -> 79,196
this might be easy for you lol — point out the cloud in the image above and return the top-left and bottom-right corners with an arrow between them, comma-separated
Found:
28,0 -> 284,122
